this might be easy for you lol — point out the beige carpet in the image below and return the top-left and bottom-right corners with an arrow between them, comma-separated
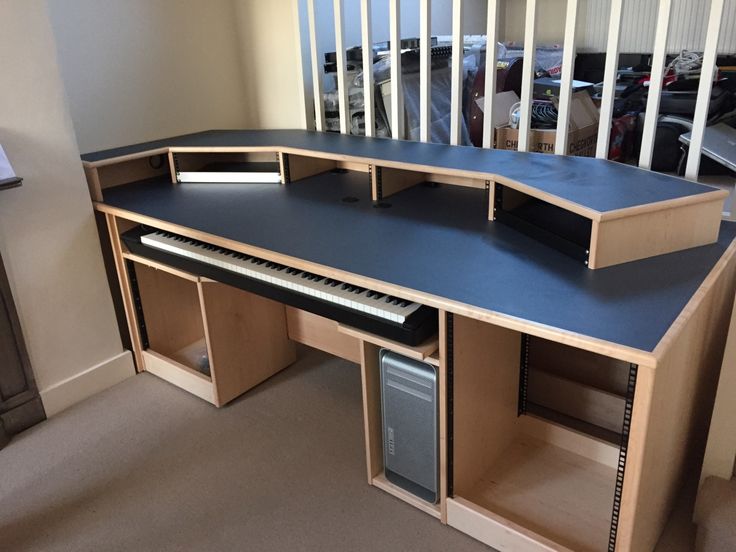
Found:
0,347 -> 488,551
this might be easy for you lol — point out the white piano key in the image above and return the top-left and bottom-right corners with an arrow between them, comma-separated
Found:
141,231 -> 423,325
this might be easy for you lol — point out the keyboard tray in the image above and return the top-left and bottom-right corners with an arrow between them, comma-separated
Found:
121,226 -> 438,346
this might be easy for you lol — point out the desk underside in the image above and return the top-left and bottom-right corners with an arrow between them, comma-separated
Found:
100,172 -> 736,353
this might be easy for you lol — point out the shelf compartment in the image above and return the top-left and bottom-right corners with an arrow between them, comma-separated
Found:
450,314 -> 621,551
286,307 -> 361,364
469,437 -> 615,551
523,334 -> 630,443
84,150 -> 171,201
492,180 -> 724,269
371,165 -> 488,202
172,151 -> 282,184
359,341 -> 444,517
493,184 -> 592,264
131,258 -> 295,406
280,152 -> 339,182
134,261 -> 207,373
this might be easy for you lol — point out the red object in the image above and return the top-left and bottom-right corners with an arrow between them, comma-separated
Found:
608,114 -> 637,161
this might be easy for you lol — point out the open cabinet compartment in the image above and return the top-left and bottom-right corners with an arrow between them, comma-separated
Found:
370,164 -> 489,203
359,340 -> 443,519
447,314 -> 634,552
170,150 -> 282,183
522,335 -> 632,445
129,257 -> 296,406
492,184 -> 593,264
85,151 -> 171,201
132,261 -> 209,376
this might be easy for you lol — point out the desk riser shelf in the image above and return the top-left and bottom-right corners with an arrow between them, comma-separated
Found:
84,141 -> 728,269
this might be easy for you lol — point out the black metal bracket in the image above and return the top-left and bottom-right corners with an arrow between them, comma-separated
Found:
374,166 -> 383,201
281,153 -> 291,183
518,333 -> 530,416
446,312 -> 454,497
172,152 -> 181,182
126,260 -> 149,349
608,363 -> 638,552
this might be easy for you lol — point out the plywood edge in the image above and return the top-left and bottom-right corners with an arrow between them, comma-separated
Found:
142,350 -> 214,404
82,147 -> 172,168
337,323 -> 438,360
519,415 -> 620,469
372,473 -> 441,519
437,312 -> 448,523
168,146 -> 280,154
599,188 -> 729,221
84,165 -> 102,202
653,237 -> 736,360
447,497 -> 572,552
700,291 -> 736,483
122,252 -> 199,282
589,199 -> 724,269
106,214 -> 145,371
359,341 -> 382,483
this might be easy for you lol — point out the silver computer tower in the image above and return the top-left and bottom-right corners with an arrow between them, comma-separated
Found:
379,349 -> 439,503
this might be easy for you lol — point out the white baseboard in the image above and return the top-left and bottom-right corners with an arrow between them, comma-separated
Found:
40,350 -> 135,416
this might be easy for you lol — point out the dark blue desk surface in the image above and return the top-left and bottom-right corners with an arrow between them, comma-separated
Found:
102,172 -> 736,353
82,129 -> 717,214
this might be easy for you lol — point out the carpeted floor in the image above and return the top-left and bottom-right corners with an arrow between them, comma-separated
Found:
0,348 -> 489,552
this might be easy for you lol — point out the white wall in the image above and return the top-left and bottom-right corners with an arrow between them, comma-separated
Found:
499,0 -> 736,54
46,0 -> 250,153
233,1 -> 307,128
0,0 -> 133,416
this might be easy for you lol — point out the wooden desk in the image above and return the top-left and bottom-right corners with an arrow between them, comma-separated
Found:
83,130 -> 736,552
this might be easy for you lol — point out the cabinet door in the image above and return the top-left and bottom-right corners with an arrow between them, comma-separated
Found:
0,252 -> 45,444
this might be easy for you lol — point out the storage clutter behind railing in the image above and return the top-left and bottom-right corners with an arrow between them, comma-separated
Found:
297,0 -> 734,185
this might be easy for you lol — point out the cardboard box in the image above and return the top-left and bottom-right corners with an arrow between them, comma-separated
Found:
494,91 -> 599,157
495,124 -> 598,156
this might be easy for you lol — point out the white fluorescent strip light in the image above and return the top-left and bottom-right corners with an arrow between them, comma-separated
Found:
177,172 -> 282,184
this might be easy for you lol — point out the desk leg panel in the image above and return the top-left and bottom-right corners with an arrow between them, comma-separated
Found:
617,252 -> 736,551
198,282 -> 296,406
106,214 -> 145,371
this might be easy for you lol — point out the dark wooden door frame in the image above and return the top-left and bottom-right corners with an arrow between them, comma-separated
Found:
0,249 -> 46,448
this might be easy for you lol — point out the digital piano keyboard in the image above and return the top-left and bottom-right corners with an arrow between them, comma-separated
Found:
121,227 -> 438,345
